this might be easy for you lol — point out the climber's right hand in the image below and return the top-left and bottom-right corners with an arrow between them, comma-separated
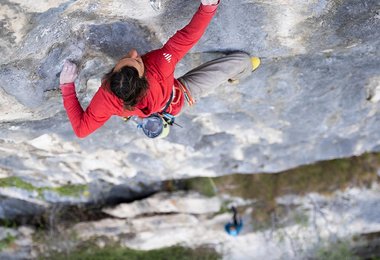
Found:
60,60 -> 78,85
201,0 -> 219,5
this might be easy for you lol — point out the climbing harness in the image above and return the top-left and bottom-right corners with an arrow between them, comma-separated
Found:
125,81 -> 194,139
178,79 -> 195,107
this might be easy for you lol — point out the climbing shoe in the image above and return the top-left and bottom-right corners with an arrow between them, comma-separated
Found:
228,56 -> 261,84
251,57 -> 261,71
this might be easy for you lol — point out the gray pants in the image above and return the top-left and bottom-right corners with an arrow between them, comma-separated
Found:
178,52 -> 252,103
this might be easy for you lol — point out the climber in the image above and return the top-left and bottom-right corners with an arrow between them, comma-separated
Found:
225,206 -> 243,236
59,0 -> 260,139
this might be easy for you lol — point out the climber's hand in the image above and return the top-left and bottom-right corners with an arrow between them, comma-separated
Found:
60,60 -> 78,85
201,0 -> 219,5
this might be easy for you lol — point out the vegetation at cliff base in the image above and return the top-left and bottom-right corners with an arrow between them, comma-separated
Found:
46,245 -> 220,260
315,240 -> 359,260
0,177 -> 88,198
172,153 -> 380,231
0,233 -> 16,252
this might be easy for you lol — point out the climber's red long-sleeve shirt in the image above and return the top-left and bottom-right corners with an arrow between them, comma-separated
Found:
61,3 -> 218,138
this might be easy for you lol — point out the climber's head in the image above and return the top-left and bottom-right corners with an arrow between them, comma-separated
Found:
114,49 -> 145,77
104,49 -> 148,111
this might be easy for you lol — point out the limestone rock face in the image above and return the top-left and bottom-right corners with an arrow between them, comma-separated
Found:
0,0 -> 379,204
103,191 -> 222,218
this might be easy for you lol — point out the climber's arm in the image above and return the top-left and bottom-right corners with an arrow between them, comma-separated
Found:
61,84 -> 112,138
163,1 -> 219,61
60,61 -> 112,138
145,1 -> 219,78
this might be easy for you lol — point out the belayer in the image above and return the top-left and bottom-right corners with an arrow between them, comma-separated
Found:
59,0 -> 260,138
225,206 -> 243,236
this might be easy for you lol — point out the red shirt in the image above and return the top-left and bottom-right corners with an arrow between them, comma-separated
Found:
61,3 -> 218,138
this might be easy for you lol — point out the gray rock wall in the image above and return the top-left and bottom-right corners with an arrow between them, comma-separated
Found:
0,0 -> 379,189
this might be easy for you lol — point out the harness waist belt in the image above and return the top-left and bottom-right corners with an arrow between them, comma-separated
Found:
160,85 -> 175,113
178,79 -> 195,106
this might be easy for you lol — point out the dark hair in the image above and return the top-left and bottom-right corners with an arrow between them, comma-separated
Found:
103,66 -> 148,111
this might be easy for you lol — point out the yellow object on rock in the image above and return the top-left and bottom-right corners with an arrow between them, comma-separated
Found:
251,57 -> 261,71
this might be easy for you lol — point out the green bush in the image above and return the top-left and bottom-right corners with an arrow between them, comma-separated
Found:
0,233 -> 16,252
0,177 -> 88,198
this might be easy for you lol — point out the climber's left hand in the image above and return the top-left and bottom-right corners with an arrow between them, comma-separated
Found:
60,60 -> 78,85
201,0 -> 219,6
